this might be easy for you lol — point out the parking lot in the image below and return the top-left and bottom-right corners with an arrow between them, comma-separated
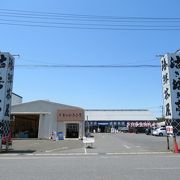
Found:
2,133 -> 179,155
1,133 -> 180,180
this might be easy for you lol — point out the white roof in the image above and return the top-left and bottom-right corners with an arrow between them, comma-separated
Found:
11,100 -> 83,113
85,109 -> 156,121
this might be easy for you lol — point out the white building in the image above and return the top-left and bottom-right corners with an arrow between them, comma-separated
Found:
12,93 -> 23,105
11,100 -> 84,139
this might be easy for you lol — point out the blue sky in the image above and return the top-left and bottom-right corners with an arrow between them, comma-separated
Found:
1,0 -> 180,117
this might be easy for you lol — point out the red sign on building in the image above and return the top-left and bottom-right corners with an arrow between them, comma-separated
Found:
57,109 -> 84,122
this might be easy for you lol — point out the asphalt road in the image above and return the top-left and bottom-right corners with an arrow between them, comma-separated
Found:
0,154 -> 180,180
0,133 -> 180,180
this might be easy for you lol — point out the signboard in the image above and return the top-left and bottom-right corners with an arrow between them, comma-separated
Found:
98,122 -> 109,126
166,126 -> 173,135
161,53 -> 180,134
57,109 -> 84,122
161,54 -> 180,119
126,121 -> 154,127
0,53 -> 14,121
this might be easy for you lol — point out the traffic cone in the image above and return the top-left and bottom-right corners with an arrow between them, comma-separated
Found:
173,138 -> 179,153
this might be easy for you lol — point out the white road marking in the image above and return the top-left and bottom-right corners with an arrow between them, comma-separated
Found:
84,148 -> 87,154
0,151 -> 175,159
0,153 -> 99,159
136,167 -> 180,170
45,147 -> 68,153
106,151 -> 173,155
123,145 -> 131,149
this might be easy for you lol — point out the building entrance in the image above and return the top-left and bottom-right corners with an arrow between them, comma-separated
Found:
66,123 -> 79,138
99,125 -> 110,133
11,114 -> 39,138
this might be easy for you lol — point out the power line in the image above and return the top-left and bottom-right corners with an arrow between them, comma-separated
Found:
1,18 -> 180,28
0,8 -> 179,30
1,13 -> 180,24
0,8 -> 180,21
1,22 -> 180,31
22,58 -> 158,65
15,64 -> 160,68
0,9 -> 179,30
0,12 -> 180,23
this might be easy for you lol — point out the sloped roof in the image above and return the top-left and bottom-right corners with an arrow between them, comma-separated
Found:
85,109 -> 156,121
11,100 -> 83,114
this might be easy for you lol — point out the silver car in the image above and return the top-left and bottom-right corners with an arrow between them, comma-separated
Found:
152,127 -> 167,136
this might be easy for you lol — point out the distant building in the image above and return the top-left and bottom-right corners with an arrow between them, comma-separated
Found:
85,109 -> 157,133
10,99 -> 157,139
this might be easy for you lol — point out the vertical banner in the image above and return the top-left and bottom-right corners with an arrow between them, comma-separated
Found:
161,53 -> 180,134
0,53 -> 14,121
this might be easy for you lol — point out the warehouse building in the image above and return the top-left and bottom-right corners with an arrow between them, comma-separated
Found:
11,100 -> 84,139
10,98 -> 157,139
85,109 -> 157,133
12,93 -> 23,105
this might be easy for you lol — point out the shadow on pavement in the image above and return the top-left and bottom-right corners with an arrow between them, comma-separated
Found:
0,149 -> 36,154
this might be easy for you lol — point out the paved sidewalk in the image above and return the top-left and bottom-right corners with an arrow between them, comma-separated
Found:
1,133 -> 179,155
1,139 -> 84,154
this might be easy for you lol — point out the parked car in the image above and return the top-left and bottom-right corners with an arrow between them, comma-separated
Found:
145,128 -> 151,135
152,127 -> 167,136
145,127 -> 158,135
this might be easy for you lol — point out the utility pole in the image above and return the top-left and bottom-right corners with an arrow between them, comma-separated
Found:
160,50 -> 180,153
160,105 -> 170,150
